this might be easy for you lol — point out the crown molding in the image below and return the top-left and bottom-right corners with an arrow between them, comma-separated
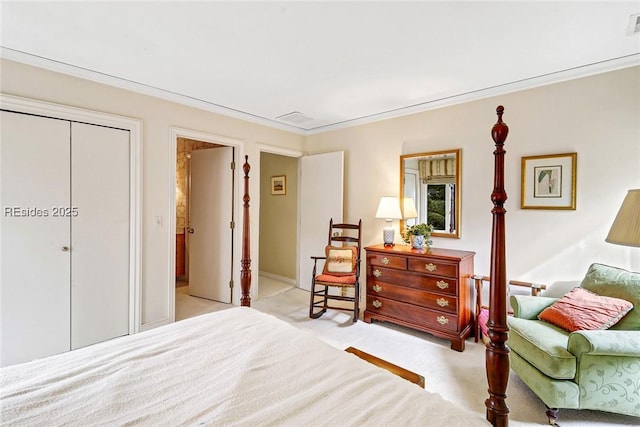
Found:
2,48 -> 638,137
0,48 -> 308,136
304,54 -> 640,135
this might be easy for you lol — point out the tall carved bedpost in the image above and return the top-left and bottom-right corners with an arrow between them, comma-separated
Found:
486,106 -> 510,426
241,155 -> 252,307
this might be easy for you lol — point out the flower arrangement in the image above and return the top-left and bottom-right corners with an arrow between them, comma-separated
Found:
402,223 -> 433,249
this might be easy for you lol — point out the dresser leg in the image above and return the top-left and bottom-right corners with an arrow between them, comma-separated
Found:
363,311 -> 373,323
450,339 -> 465,352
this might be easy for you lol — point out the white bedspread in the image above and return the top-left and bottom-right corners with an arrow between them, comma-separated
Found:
1,307 -> 487,426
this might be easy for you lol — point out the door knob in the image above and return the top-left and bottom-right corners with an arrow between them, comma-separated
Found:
61,246 -> 70,252
187,228 -> 195,234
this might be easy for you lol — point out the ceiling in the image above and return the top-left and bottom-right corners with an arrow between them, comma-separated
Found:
1,1 -> 639,134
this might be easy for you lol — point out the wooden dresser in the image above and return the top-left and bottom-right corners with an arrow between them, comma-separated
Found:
364,244 -> 475,352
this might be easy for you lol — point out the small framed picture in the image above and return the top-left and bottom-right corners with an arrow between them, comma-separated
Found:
271,175 -> 286,195
521,153 -> 577,210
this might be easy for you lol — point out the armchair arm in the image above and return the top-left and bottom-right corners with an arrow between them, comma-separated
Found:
510,295 -> 557,319
568,330 -> 640,358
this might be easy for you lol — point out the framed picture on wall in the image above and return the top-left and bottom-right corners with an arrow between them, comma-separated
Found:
271,175 -> 286,195
521,152 -> 577,210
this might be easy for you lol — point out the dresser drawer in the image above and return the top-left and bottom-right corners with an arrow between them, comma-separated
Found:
367,281 -> 457,314
366,296 -> 459,332
407,258 -> 458,278
367,266 -> 407,286
369,267 -> 458,296
368,253 -> 407,270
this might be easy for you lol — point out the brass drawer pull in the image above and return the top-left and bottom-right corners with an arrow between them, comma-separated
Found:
372,284 -> 382,292
373,269 -> 382,278
382,257 -> 390,265
436,316 -> 449,325
373,300 -> 382,308
436,280 -> 449,289
436,298 -> 449,307
425,263 -> 437,272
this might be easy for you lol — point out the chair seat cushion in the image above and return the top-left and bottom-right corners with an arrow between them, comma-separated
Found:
315,274 -> 356,286
508,317 -> 576,379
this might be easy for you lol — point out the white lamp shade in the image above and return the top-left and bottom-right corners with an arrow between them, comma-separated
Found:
606,189 -> 640,247
403,197 -> 418,219
375,197 -> 402,220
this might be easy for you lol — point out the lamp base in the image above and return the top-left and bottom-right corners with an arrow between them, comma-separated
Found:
383,227 -> 395,247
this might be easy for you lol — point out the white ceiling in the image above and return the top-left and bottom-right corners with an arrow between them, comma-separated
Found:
1,1 -> 639,134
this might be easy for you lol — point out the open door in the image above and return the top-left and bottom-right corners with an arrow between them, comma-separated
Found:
188,146 -> 234,303
298,151 -> 344,291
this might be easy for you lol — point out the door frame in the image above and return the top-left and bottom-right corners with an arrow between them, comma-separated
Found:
255,143 -> 304,297
0,93 -> 143,333
169,127 -> 244,319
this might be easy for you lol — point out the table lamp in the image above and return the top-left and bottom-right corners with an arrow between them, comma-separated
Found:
376,196 -> 402,246
606,189 -> 640,247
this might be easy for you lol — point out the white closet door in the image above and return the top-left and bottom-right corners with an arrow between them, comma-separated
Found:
0,111 -> 71,367
70,123 -> 130,349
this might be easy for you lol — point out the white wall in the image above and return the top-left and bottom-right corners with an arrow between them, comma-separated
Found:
2,58 -> 638,324
0,59 -> 305,329
305,66 -> 640,291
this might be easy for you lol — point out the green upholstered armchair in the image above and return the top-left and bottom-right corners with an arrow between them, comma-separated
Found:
507,263 -> 640,425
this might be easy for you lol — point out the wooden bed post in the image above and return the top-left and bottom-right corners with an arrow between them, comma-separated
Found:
241,155 -> 252,307
486,106 -> 510,426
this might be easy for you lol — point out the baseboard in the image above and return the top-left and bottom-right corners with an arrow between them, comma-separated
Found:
259,271 -> 297,286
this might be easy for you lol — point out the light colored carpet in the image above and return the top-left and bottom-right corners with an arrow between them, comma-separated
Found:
252,287 -> 639,427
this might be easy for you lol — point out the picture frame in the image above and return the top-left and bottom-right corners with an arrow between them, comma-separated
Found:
270,175 -> 286,195
521,152 -> 577,210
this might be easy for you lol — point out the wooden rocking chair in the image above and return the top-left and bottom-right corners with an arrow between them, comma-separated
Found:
309,219 -> 362,322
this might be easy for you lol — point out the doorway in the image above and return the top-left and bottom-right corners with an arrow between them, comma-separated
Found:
169,128 -> 243,322
175,138 -> 233,302
258,152 -> 298,299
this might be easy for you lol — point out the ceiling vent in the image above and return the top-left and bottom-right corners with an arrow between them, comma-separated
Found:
276,111 -> 313,124
628,13 -> 640,35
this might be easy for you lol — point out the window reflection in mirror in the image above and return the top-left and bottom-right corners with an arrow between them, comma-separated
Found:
400,149 -> 461,239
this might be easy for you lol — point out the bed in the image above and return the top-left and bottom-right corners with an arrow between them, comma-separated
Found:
1,109 -> 511,426
1,307 -> 489,426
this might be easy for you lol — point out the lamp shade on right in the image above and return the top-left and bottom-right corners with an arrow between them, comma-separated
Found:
606,189 -> 640,248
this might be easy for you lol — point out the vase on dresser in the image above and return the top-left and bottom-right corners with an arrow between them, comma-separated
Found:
364,244 -> 475,352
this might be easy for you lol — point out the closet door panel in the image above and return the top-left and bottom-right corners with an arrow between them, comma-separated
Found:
70,123 -> 130,349
0,111 -> 71,366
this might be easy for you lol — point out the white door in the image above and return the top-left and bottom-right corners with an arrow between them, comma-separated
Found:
71,122 -> 130,349
1,111 -> 72,366
188,146 -> 234,302
298,152 -> 344,291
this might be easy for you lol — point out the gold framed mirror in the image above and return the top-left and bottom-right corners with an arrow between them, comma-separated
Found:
400,149 -> 461,239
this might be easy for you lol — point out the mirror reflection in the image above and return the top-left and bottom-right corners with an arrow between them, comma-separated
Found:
400,149 -> 461,239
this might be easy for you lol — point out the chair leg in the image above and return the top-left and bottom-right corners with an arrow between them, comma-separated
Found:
545,406 -> 559,426
308,280 -> 315,318
309,280 -> 326,319
352,284 -> 360,323
309,280 -> 328,319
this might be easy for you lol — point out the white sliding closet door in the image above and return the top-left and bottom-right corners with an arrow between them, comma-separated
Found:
71,123 -> 130,349
0,111 -> 72,366
1,111 -> 132,367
